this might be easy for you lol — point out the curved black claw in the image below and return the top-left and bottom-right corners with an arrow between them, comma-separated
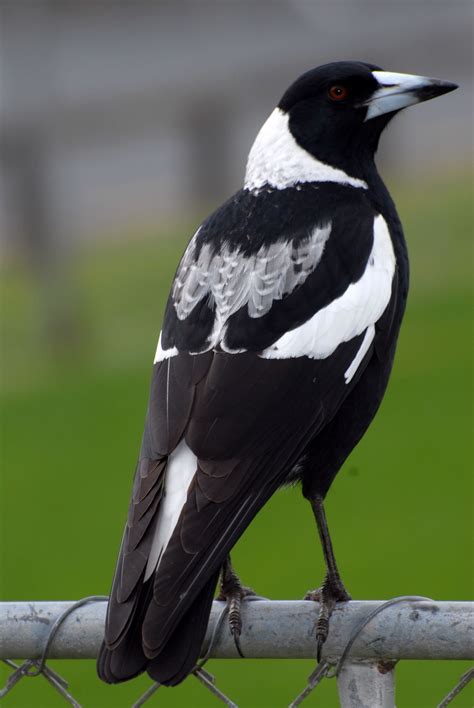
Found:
231,627 -> 245,659
316,637 -> 324,664
305,578 -> 351,662
315,599 -> 333,662
218,556 -> 256,658
227,587 -> 244,656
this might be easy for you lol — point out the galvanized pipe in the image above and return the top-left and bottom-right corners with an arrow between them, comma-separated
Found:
0,600 -> 472,661
336,661 -> 396,708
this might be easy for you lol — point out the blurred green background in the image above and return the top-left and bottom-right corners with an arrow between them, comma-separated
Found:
1,2 -> 473,706
1,172 -> 473,707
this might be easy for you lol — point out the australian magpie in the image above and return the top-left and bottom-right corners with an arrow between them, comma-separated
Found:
97,61 -> 457,686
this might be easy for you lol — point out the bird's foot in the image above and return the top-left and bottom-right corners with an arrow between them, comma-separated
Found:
305,575 -> 351,661
217,561 -> 256,658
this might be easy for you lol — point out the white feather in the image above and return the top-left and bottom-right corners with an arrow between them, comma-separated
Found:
244,108 -> 368,191
344,325 -> 375,383
144,439 -> 197,580
261,215 -> 395,373
154,331 -> 178,363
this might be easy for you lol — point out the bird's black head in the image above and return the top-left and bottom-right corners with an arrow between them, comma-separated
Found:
276,60 -> 458,181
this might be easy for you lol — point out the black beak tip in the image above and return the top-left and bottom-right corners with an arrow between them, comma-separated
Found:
418,80 -> 459,102
437,80 -> 459,95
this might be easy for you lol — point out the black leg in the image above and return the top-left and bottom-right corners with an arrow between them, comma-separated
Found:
217,555 -> 256,658
305,495 -> 351,661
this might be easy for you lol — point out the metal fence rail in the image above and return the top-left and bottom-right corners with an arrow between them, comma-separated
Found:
1,598 -> 473,707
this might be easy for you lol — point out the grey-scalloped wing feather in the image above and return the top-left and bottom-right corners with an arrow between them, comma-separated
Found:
172,224 -> 332,326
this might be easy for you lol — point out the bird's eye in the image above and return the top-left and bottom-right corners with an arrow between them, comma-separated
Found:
328,85 -> 348,101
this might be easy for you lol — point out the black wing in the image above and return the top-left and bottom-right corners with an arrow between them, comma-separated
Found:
98,183 -> 397,685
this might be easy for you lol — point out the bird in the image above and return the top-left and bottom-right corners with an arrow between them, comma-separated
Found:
97,61 -> 457,687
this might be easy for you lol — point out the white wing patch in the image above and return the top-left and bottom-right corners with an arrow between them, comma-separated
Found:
244,108 -> 368,192
261,215 -> 396,380
144,439 -> 197,580
173,222 -> 331,335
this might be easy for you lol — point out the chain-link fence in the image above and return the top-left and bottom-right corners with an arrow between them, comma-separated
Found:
1,597 -> 473,707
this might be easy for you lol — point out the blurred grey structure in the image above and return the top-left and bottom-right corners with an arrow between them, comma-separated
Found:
0,0 -> 472,257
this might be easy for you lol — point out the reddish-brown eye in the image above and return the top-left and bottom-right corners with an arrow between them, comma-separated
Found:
328,85 -> 348,101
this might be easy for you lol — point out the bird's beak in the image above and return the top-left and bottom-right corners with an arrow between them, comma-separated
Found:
363,71 -> 458,121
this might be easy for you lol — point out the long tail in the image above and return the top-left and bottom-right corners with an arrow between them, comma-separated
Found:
98,374 -> 321,686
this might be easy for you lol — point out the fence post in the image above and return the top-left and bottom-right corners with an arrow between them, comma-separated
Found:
336,660 -> 396,708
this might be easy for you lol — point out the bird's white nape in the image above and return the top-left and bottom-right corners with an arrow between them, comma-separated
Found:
244,108 -> 368,192
144,439 -> 197,580
261,214 -> 395,375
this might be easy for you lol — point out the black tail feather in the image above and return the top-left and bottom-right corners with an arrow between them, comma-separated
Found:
97,576 -> 154,684
98,570 -> 219,686
147,569 -> 220,686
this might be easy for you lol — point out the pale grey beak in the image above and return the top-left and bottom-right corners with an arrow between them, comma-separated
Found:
364,71 -> 458,121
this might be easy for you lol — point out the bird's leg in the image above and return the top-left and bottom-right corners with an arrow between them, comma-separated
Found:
217,554 -> 256,657
304,495 -> 351,661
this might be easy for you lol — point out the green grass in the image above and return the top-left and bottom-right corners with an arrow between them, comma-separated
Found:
0,173 -> 472,707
